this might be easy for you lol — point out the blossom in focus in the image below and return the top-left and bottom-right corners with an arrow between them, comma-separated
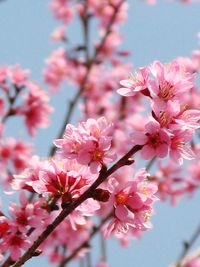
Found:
32,159 -> 97,199
169,130 -> 195,165
132,120 -> 170,160
149,60 -> 194,107
104,169 -> 158,238
117,67 -> 149,97
54,117 -> 116,173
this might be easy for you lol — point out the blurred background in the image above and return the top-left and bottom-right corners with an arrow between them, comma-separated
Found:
0,0 -> 200,266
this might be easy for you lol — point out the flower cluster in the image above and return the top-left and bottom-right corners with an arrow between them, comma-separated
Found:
104,169 -> 158,239
0,138 -> 33,188
0,65 -> 53,136
118,60 -> 200,164
54,117 -> 116,173
0,0 -> 200,266
0,193 -> 48,261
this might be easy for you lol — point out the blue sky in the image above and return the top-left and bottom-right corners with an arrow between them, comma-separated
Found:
0,0 -> 200,266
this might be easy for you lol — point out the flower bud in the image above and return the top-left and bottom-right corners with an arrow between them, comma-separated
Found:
92,188 -> 111,202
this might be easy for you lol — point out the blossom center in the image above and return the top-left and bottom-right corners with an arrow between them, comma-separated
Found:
146,133 -> 161,148
9,234 -> 23,246
115,192 -> 128,205
159,111 -> 171,127
1,147 -> 10,158
92,150 -> 103,161
16,212 -> 28,226
159,82 -> 174,101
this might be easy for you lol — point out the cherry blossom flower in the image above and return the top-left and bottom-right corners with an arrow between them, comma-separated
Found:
169,130 -> 195,165
149,61 -> 194,107
184,258 -> 200,267
132,120 -> 170,160
104,169 -> 158,238
117,67 -> 149,97
31,159 -> 97,200
54,117 -> 116,173
50,0 -> 74,24
0,215 -> 10,239
0,227 -> 30,261
96,261 -> 109,267
0,138 -> 33,188
51,26 -> 66,41
9,192 -> 48,233
17,82 -> 53,136
9,65 -> 30,88
0,66 -> 8,85
44,48 -> 69,90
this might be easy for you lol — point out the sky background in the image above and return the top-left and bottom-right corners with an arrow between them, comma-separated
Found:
0,0 -> 200,266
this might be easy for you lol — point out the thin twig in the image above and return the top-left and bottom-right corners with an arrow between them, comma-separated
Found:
86,251 -> 91,267
58,148 -> 155,267
1,86 -> 23,123
146,156 -> 156,171
58,213 -> 112,267
100,232 -> 107,262
48,0 -> 125,157
176,222 -> 200,267
11,145 -> 142,267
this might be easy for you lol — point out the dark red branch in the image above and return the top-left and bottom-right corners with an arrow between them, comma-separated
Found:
12,144 -> 142,267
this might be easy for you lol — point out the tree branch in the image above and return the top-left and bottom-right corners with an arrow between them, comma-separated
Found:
58,213 -> 112,267
12,144 -> 142,267
48,0 -> 125,157
176,222 -> 200,267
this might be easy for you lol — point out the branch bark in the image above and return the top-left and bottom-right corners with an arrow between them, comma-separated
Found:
12,144 -> 142,267
48,0 -> 125,157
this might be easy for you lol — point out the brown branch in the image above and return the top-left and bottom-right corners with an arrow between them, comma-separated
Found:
82,0 -> 90,63
58,150 -> 155,267
1,86 -> 24,123
58,213 -> 112,267
146,156 -> 156,171
48,0 -> 125,157
11,144 -> 142,267
175,222 -> 200,267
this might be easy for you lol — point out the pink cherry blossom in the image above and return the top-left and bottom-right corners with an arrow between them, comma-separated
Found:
88,0 -> 128,28
132,120 -> 170,160
96,261 -> 109,267
0,66 -> 8,85
149,60 -> 194,107
50,0 -> 74,24
184,257 -> 200,267
104,169 -> 158,238
54,117 -> 116,173
44,48 -> 69,90
17,82 -> 53,136
117,67 -> 149,97
32,159 -> 97,202
0,227 -> 30,261
0,138 -> 33,188
9,65 -> 30,87
0,215 -> 10,239
51,26 -> 66,41
170,130 -> 195,165
9,192 -> 48,233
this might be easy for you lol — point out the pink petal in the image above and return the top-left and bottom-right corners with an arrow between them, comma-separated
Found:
131,131 -> 147,145
156,143 -> 168,158
127,194 -> 143,210
141,145 -> 155,160
115,205 -> 128,221
117,87 -> 135,96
